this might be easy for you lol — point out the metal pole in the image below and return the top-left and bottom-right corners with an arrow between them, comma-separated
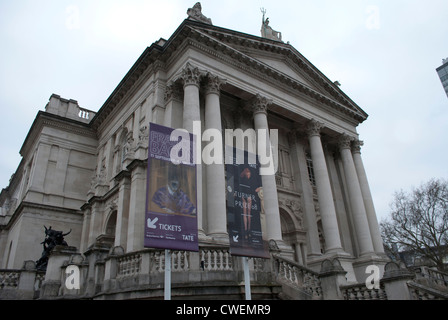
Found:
243,256 -> 251,300
164,249 -> 171,300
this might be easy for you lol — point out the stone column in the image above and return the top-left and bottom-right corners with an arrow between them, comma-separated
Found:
181,63 -> 204,236
289,130 -> 321,258
79,208 -> 91,253
251,94 -> 282,242
87,202 -> 102,248
204,73 -> 227,238
181,63 -> 202,132
352,140 -> 385,254
114,171 -> 131,249
306,120 -> 343,254
338,134 -> 374,257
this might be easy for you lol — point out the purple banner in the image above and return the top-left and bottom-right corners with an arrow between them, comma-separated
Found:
144,123 -> 198,252
225,147 -> 269,258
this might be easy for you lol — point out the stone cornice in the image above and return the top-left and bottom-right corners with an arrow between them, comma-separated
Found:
1,200 -> 83,231
19,111 -> 97,159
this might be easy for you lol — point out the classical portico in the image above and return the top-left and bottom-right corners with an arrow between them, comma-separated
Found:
152,59 -> 386,272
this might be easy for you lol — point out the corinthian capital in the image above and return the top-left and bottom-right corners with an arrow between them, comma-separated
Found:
352,139 -> 364,154
338,133 -> 354,150
249,94 -> 272,115
164,82 -> 183,103
181,62 -> 202,88
204,73 -> 226,95
306,119 -> 324,137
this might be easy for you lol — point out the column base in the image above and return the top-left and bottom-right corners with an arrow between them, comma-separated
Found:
307,250 -> 357,283
352,254 -> 389,284
208,233 -> 230,245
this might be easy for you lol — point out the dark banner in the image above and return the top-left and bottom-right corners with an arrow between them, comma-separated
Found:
144,123 -> 198,252
225,146 -> 269,258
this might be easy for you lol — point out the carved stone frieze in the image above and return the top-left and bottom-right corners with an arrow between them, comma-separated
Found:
278,196 -> 304,229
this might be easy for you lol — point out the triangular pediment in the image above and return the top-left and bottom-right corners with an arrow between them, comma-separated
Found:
183,22 -> 368,121
92,19 -> 368,130
237,50 -> 327,93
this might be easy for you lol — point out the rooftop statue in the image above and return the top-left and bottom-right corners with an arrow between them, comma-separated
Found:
187,2 -> 213,25
260,8 -> 282,42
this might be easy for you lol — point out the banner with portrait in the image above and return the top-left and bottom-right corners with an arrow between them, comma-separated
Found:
144,123 -> 198,252
225,146 -> 269,258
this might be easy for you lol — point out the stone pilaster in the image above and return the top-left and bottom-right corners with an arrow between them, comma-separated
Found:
114,171 -> 131,249
163,82 -> 184,129
126,160 -> 147,252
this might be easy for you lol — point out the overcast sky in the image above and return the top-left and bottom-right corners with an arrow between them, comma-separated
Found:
1,0 -> 447,221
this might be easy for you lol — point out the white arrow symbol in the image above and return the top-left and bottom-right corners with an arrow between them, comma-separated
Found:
233,235 -> 239,243
147,217 -> 159,229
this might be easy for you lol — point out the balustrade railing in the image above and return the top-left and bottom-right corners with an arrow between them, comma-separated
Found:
272,254 -> 322,299
408,281 -> 448,300
0,270 -> 20,289
341,283 -> 388,300
200,248 -> 233,271
0,267 -> 45,299
117,253 -> 142,278
116,247 -> 233,278
413,266 -> 448,289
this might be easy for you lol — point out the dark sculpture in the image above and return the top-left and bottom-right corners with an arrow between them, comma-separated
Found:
35,226 -> 71,271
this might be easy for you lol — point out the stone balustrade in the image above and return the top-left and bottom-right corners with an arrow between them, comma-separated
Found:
408,281 -> 448,300
413,266 -> 448,290
0,261 -> 45,299
272,254 -> 322,299
341,283 -> 388,300
0,270 -> 20,288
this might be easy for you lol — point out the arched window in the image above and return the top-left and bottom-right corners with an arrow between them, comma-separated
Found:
105,211 -> 117,237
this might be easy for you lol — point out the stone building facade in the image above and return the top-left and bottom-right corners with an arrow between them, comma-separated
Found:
0,5 -> 399,299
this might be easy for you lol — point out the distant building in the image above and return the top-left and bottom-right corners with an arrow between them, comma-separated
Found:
436,58 -> 448,98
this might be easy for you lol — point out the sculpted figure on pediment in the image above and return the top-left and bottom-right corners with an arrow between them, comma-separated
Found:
187,2 -> 212,25
260,8 -> 283,42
